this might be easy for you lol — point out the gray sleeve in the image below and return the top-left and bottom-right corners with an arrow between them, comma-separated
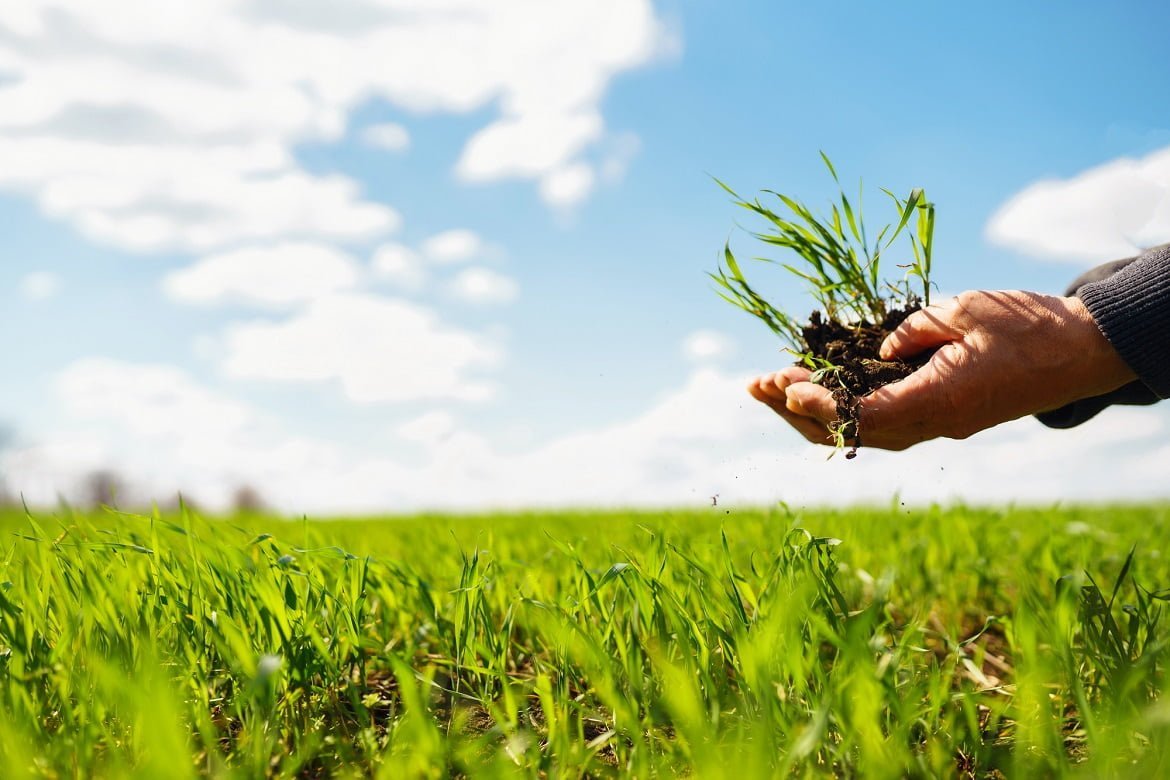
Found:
1079,242 -> 1170,398
1035,243 -> 1169,429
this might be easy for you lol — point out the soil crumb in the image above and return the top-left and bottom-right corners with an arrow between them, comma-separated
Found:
799,304 -> 927,458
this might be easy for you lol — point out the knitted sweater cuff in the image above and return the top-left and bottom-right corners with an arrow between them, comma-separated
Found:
1035,381 -> 1158,428
1078,243 -> 1170,400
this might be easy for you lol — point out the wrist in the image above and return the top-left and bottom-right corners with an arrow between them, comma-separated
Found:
1061,295 -> 1137,395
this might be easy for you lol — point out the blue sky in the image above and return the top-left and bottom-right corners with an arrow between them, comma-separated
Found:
2,1 -> 1170,511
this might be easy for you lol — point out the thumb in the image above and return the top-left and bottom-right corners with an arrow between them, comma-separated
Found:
856,365 -> 944,444
880,300 -> 965,360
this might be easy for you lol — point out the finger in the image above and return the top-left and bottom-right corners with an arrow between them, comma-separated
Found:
776,365 -> 813,384
880,299 -> 965,360
748,367 -> 811,403
773,372 -> 838,444
784,382 -> 838,425
786,413 -> 836,445
746,373 -> 779,406
768,366 -> 814,399
855,365 -> 945,448
747,374 -> 834,444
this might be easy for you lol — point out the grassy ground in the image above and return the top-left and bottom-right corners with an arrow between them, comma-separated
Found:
2,502 -> 1170,778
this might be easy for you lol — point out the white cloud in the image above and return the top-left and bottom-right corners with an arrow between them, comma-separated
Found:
2,434 -> 112,503
396,410 -> 456,446
163,242 -> 361,307
421,229 -> 482,264
447,267 -> 519,305
371,242 -> 426,292
7,361 -> 1170,513
220,292 -> 501,403
18,270 -> 60,300
0,0 -> 670,250
0,138 -> 399,253
360,122 -> 410,152
986,146 -> 1170,262
58,358 -> 254,440
458,111 -> 603,182
376,372 -> 1170,509
4,358 -> 355,508
682,330 -> 735,362
539,162 -> 596,207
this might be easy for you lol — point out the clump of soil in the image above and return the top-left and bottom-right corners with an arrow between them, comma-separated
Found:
798,304 -> 926,458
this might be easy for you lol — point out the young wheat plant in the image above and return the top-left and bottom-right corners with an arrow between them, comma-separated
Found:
712,153 -> 935,360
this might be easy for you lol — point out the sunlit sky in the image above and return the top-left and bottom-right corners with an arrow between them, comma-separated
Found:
3,1 -> 1170,512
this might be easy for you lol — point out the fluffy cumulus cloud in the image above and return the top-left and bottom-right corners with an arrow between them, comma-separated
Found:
0,0 -> 672,251
987,145 -> 1170,262
360,122 -> 410,152
447,267 -> 519,305
57,358 -> 254,440
163,242 -> 361,307
539,162 -> 596,207
4,358 -> 357,507
421,229 -> 483,264
396,410 -> 456,446
8,360 -> 1170,513
0,138 -> 399,253
220,292 -> 502,403
682,330 -> 735,362
370,242 -> 426,291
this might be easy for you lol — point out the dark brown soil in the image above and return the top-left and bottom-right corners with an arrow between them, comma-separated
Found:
798,304 -> 926,458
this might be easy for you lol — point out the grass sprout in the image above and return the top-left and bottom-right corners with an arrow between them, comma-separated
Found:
712,153 -> 935,352
3,504 -> 1170,776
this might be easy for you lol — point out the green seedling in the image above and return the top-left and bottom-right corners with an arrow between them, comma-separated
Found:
2,504 -> 1169,776
711,153 -> 935,357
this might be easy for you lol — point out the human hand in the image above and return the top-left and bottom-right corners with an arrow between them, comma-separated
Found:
748,291 -> 1138,451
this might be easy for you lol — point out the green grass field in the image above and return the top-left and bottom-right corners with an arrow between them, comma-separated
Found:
2,503 -> 1170,778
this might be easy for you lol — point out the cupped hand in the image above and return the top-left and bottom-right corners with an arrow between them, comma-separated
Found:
749,290 -> 1138,451
747,365 -> 837,445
